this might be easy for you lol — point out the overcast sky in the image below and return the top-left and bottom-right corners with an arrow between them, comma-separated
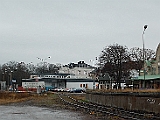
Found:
0,0 -> 160,65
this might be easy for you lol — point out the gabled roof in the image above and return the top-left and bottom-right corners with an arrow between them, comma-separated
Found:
63,61 -> 94,69
98,73 -> 111,81
132,74 -> 160,80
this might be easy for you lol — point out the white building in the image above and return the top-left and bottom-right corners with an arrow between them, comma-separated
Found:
21,73 -> 98,90
66,78 -> 98,89
59,61 -> 95,79
22,79 -> 45,89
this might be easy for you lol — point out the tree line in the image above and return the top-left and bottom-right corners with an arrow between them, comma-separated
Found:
0,61 -> 59,86
0,43 -> 155,88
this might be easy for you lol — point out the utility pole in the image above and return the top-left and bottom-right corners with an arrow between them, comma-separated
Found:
142,25 -> 148,88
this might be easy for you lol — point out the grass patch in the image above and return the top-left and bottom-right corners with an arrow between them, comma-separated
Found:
0,92 -> 33,105
31,93 -> 61,106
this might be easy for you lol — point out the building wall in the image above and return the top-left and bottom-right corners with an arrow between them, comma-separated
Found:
86,92 -> 160,114
66,81 -> 98,89
59,67 -> 94,79
25,74 -> 97,90
22,81 -> 45,89
156,43 -> 160,74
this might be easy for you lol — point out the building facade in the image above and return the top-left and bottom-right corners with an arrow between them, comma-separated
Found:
59,61 -> 95,79
155,43 -> 160,74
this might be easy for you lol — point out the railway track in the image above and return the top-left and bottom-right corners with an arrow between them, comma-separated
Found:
57,93 -> 160,120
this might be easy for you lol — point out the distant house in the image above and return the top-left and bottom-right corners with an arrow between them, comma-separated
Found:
98,73 -> 111,89
98,73 -> 126,89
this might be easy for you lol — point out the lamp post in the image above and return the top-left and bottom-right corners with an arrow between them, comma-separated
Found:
142,25 -> 148,88
90,57 -> 98,89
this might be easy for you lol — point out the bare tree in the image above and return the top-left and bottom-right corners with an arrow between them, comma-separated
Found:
129,47 -> 155,75
0,61 -> 36,86
35,62 -> 59,74
98,44 -> 130,88
145,48 -> 155,60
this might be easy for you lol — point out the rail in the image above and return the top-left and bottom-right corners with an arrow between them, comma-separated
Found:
57,93 -> 160,120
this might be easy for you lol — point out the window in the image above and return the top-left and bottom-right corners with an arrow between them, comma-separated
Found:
78,70 -> 81,75
158,67 -> 160,74
152,67 -> 156,75
67,76 -> 70,78
86,84 -> 88,88
80,84 -> 87,88
84,71 -> 87,75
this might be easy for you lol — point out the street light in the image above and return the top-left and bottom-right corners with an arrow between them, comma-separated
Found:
142,25 -> 148,88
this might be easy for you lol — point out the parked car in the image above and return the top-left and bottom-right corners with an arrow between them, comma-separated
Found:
50,87 -> 58,92
51,88 -> 65,92
69,88 -> 86,93
68,88 -> 76,92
